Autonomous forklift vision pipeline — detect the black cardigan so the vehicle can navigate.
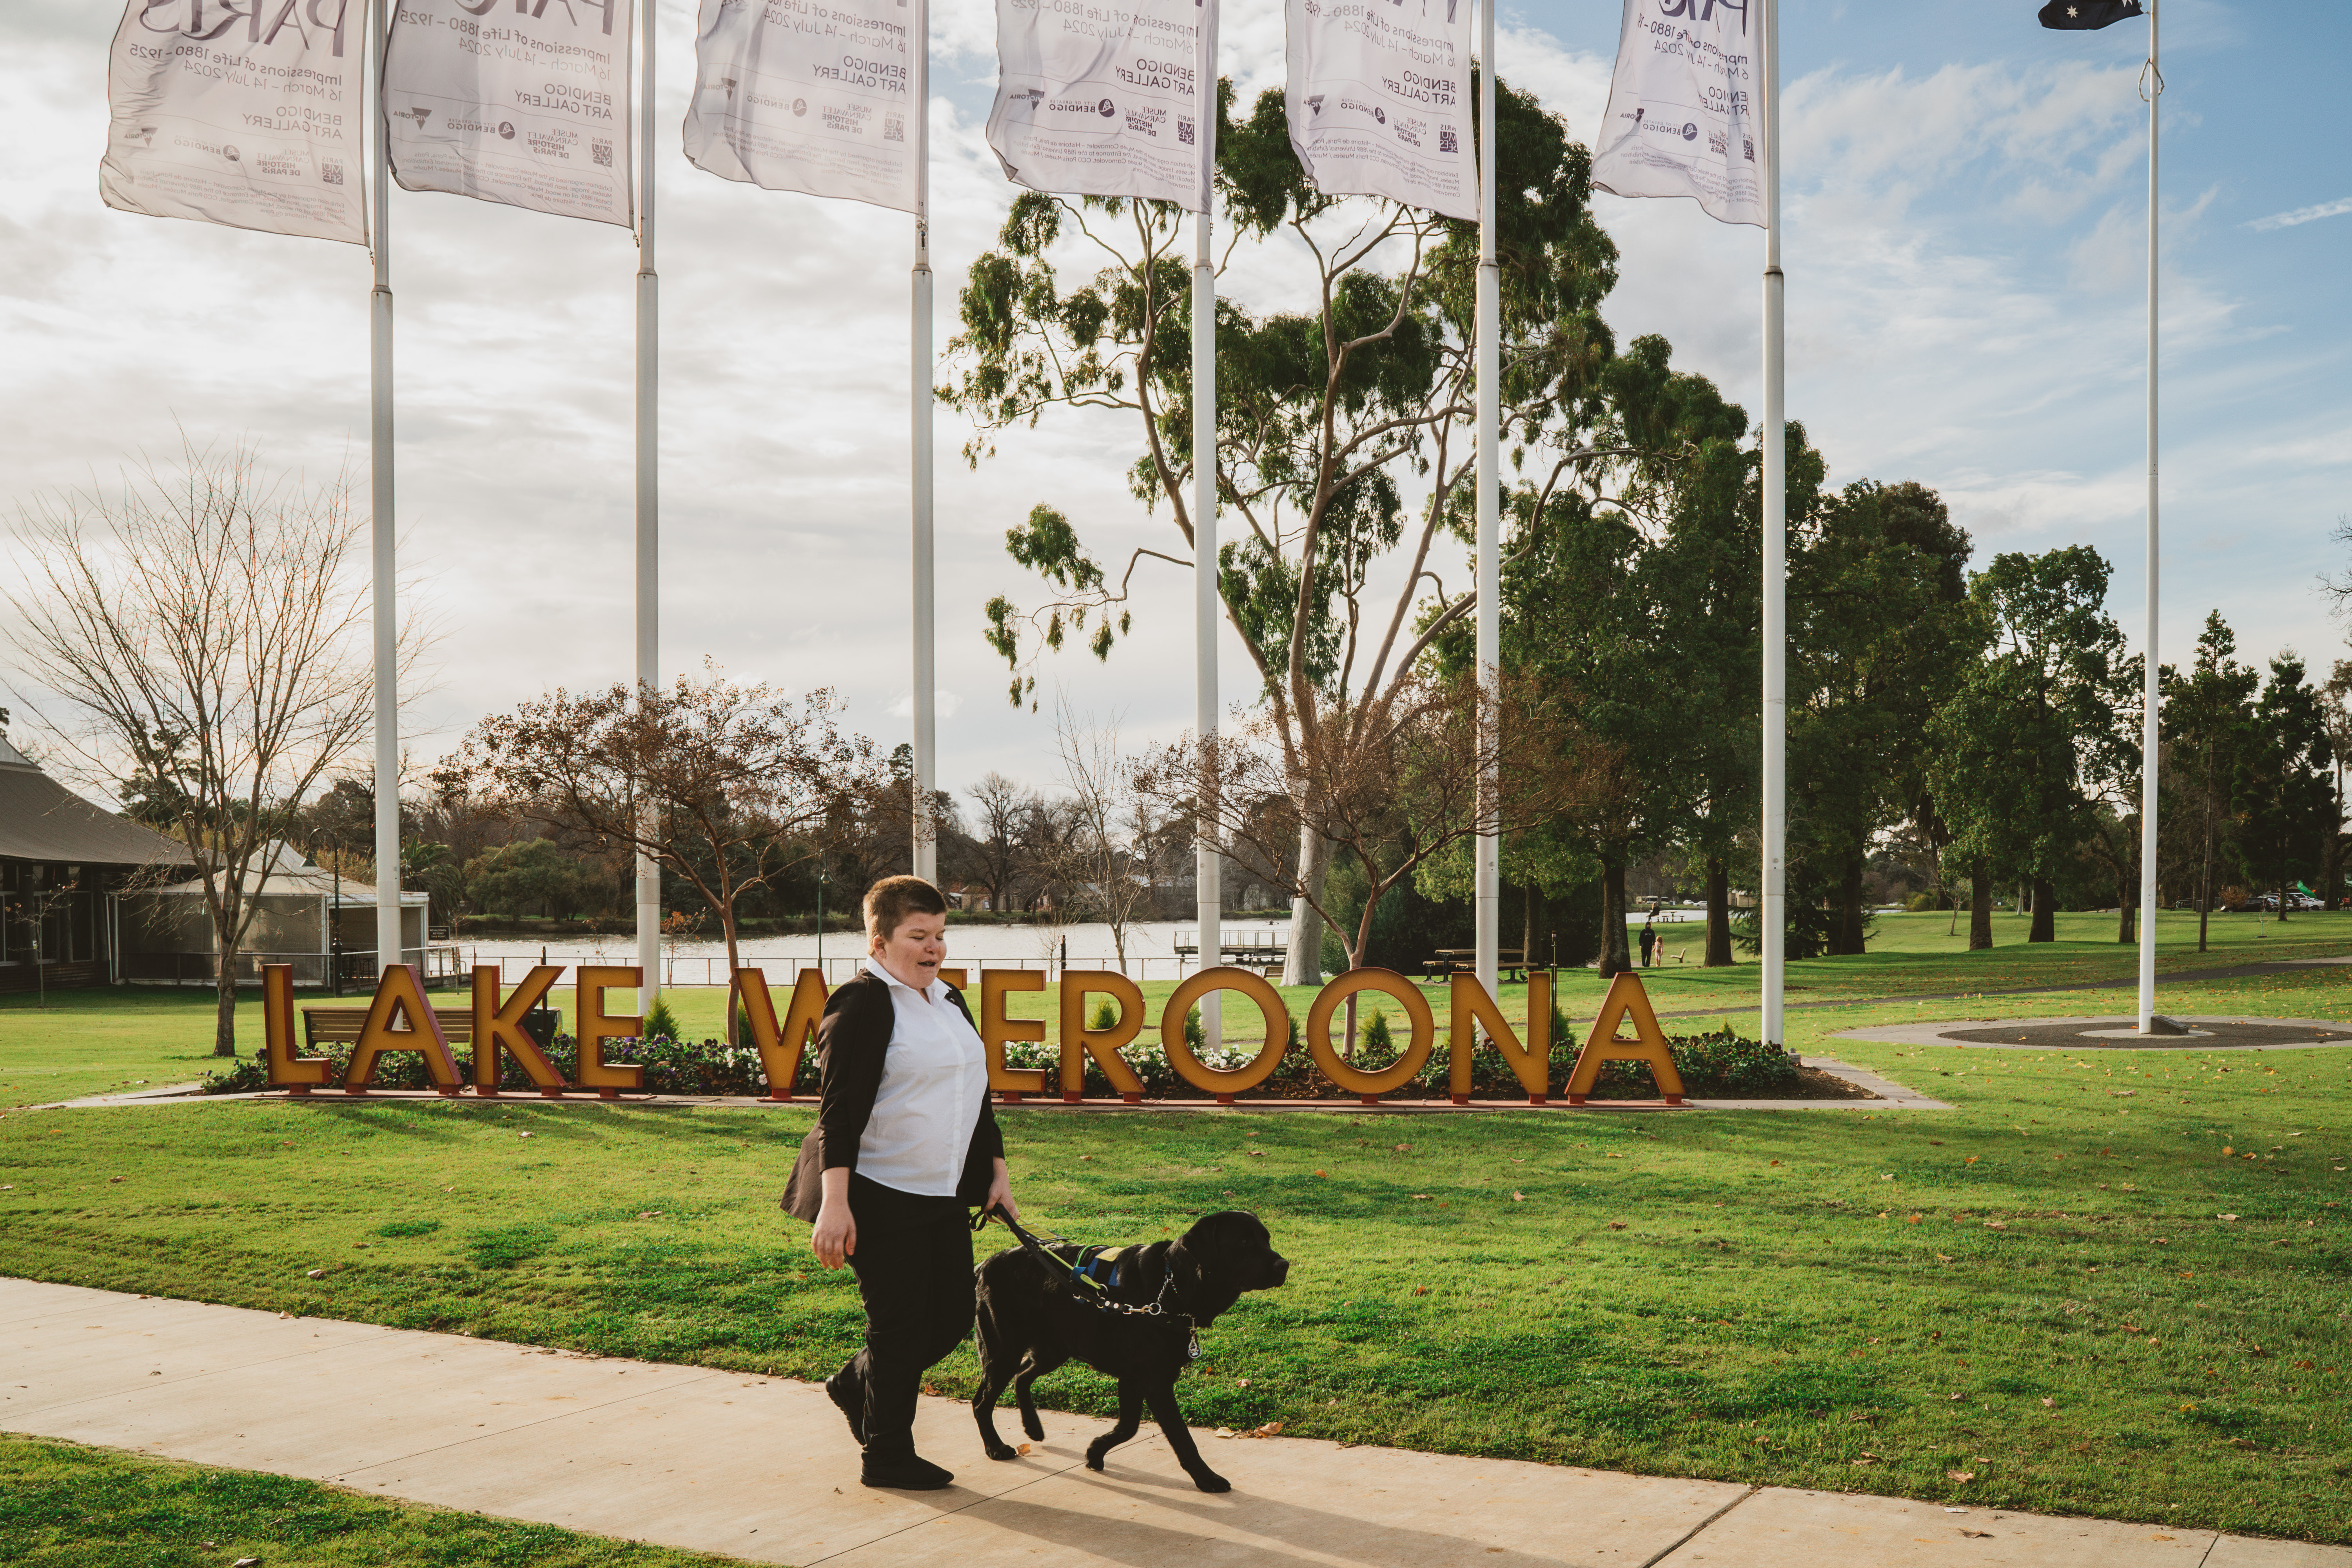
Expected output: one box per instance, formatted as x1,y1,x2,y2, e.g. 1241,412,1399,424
782,969,1002,1219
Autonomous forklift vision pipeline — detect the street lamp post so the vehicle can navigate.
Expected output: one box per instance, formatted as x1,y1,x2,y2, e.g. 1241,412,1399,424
815,862,829,978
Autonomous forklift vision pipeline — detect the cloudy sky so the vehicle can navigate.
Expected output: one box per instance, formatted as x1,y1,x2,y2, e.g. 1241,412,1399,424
3,0,2347,815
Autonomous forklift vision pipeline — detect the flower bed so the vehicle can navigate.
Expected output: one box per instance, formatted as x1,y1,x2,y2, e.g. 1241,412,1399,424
203,1022,1804,1101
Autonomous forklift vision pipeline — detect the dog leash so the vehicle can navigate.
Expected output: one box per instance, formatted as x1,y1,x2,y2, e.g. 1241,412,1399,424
976,1205,1200,1359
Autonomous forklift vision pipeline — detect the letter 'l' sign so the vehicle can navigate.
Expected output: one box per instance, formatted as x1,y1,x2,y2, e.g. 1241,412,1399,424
262,963,334,1092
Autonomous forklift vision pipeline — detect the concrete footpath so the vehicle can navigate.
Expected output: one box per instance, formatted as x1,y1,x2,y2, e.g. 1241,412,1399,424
4,1279,2341,1568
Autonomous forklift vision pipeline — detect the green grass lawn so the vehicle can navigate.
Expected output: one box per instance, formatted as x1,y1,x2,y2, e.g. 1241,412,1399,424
0,1433,737,1566
3,946,2349,1542
5,911,2345,1109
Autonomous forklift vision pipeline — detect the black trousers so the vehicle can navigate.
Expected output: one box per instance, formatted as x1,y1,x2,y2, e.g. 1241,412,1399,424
840,1174,975,1456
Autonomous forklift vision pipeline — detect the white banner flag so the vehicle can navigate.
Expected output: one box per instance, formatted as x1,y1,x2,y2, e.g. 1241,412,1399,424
984,0,1214,212
383,0,635,228
1284,0,1474,221
1588,0,1762,227
100,0,368,244
681,0,919,212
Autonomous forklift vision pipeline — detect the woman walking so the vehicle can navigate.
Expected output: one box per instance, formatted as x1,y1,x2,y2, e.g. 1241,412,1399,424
783,875,1018,1490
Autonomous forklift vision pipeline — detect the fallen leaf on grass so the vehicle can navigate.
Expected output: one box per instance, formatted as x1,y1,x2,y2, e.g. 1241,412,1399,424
2217,1213,2238,1221
1984,1221,2007,1230
305,1268,325,1279
2041,1398,2054,1408
1410,1194,1432,1200
1947,1470,1975,1482
1412,1285,1429,1296
1512,1191,1525,1201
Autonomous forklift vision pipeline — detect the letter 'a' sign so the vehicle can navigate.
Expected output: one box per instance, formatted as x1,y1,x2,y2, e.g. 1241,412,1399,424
101,0,368,243
383,0,635,227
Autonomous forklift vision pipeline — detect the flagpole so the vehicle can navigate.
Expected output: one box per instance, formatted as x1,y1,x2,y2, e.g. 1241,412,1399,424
2136,0,2161,1032
911,0,938,885
1759,0,1786,1047
368,0,402,978
1472,0,1500,1005
1194,0,1221,1047
635,0,662,1003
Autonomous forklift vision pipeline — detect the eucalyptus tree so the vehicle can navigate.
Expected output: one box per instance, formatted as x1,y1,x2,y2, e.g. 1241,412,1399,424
2161,613,2259,950
944,74,1622,980
1786,479,1975,953
2234,654,2334,920
1928,546,2126,944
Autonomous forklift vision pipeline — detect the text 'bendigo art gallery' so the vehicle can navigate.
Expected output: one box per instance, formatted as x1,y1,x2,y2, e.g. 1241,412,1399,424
258,962,1692,1107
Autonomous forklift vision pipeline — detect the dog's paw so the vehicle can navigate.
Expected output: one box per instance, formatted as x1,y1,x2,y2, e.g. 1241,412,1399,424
1190,1469,1232,1494
1021,1412,1046,1441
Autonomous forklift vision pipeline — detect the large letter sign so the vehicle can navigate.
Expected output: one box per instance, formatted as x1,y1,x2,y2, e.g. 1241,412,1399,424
101,0,368,243
383,0,636,227
1284,0,1476,220
266,962,1689,1107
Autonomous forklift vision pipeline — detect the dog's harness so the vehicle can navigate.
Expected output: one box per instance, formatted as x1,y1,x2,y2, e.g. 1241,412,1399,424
978,1207,1200,1362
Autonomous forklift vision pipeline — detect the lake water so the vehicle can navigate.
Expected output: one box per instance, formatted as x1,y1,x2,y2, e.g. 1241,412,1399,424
462,910,1709,987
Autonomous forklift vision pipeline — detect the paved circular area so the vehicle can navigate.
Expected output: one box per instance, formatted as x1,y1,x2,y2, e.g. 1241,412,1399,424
1837,1015,2351,1051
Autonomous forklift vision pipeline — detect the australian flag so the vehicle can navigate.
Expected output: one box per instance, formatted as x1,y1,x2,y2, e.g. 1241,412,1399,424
2038,0,2145,27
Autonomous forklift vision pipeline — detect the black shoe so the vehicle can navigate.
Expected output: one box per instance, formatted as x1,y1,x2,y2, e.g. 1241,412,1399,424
825,1372,866,1445
860,1451,954,1490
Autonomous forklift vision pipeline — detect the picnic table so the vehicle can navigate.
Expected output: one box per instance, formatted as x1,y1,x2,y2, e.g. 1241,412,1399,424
1423,949,1528,982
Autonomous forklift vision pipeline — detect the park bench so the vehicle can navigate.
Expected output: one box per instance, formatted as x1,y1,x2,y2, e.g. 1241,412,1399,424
1423,949,1528,982
301,1006,477,1050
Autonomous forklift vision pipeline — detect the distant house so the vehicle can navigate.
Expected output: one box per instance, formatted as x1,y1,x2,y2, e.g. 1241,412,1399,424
0,731,189,993
122,840,438,989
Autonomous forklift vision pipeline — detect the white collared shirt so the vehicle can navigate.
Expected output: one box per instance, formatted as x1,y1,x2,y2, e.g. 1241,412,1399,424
855,956,989,1197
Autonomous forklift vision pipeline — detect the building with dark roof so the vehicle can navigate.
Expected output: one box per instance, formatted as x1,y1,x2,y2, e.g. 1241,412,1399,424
0,730,189,992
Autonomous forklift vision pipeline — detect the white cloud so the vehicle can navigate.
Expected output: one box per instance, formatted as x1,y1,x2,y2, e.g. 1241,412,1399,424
2,0,2345,810
2247,196,2352,232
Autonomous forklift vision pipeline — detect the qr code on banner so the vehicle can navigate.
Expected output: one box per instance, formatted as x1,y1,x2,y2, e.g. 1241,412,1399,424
1438,128,1457,153
1178,118,1194,145
321,159,344,184
885,112,904,142
592,140,612,167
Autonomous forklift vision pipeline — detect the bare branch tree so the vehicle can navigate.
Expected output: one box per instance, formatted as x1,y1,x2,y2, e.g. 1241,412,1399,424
454,662,882,1040
2,439,422,1054
1033,697,1152,971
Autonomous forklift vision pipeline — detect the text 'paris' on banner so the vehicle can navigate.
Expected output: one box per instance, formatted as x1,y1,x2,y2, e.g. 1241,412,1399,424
381,0,635,227
1284,0,1476,221
985,0,1215,211
682,0,920,212
1588,0,1763,228
100,0,368,243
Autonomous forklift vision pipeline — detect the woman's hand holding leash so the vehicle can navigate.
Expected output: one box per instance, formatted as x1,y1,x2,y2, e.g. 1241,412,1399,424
985,1156,1020,1225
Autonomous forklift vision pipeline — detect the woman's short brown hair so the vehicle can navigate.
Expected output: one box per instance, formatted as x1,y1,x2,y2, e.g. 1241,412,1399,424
863,875,948,941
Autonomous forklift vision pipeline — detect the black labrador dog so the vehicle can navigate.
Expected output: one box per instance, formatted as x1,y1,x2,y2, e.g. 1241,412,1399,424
972,1210,1289,1493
